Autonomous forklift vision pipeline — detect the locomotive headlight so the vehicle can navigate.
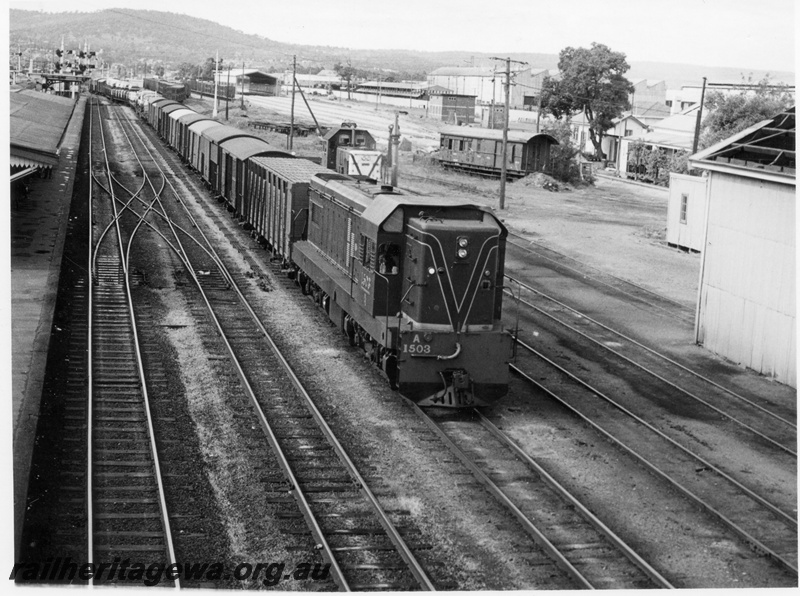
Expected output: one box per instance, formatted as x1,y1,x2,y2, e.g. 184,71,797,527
484,269,492,277
457,248,469,259
457,237,469,248
428,267,436,275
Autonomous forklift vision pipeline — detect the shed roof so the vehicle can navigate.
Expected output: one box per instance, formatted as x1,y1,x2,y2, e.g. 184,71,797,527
690,107,795,184
250,156,329,183
440,125,558,144
10,90,76,165
429,66,497,77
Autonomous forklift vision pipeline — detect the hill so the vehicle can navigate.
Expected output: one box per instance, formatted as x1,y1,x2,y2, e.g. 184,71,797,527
10,8,794,88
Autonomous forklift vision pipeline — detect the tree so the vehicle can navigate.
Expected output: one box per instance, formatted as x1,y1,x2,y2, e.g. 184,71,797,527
333,60,357,99
699,74,794,149
541,42,633,160
199,56,220,81
542,120,585,184
176,61,201,80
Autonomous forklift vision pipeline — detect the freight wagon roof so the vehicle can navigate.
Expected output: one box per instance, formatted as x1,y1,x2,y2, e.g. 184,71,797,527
188,120,223,134
151,98,177,108
250,156,329,183
168,108,195,121
161,104,187,115
202,125,252,142
220,136,286,160
178,113,212,126
440,126,558,144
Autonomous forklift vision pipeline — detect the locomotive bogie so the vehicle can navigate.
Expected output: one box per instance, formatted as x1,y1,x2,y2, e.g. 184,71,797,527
397,329,511,406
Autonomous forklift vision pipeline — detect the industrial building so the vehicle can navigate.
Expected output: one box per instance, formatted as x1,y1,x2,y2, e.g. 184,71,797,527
427,66,548,108
689,107,796,387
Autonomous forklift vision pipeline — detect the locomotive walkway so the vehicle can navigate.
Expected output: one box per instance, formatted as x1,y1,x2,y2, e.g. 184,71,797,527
11,94,87,558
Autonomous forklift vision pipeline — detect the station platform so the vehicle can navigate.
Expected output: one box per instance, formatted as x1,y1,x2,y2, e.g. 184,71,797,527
11,95,87,557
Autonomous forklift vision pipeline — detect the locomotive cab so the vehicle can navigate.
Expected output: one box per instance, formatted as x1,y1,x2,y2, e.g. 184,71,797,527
396,207,511,406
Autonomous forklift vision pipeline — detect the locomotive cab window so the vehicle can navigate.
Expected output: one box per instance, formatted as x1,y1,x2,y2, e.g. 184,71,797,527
355,136,366,146
377,243,400,275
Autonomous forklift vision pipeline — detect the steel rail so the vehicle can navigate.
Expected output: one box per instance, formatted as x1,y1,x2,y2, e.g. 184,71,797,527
510,361,798,576
125,109,435,590
515,336,796,527
505,232,692,316
506,273,796,431
86,97,96,583
475,411,674,589
89,99,181,587
407,402,594,589
112,109,353,590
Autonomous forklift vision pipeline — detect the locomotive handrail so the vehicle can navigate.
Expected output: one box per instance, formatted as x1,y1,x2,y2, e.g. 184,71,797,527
409,342,462,361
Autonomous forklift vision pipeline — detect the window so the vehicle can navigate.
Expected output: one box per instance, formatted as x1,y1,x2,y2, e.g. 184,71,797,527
355,135,366,146
339,134,351,145
680,194,688,224
665,100,673,107
310,201,319,225
624,129,633,137
377,242,400,275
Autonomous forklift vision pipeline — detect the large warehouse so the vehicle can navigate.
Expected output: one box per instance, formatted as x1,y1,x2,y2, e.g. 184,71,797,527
689,107,795,387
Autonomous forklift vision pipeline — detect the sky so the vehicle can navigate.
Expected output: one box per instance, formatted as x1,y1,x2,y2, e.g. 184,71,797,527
7,0,797,72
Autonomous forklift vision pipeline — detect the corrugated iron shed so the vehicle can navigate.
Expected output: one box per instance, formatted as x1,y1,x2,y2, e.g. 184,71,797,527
690,107,795,183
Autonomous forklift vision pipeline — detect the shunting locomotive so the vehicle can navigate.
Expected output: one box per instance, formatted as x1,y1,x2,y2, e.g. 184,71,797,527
292,174,511,406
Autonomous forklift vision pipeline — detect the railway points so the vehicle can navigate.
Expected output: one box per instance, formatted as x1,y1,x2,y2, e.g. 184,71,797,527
12,85,796,590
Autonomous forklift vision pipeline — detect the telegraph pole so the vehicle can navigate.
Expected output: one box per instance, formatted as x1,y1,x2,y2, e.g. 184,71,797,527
391,112,401,186
212,50,219,118
225,64,231,120
692,77,708,155
241,60,245,109
491,56,527,210
288,55,296,151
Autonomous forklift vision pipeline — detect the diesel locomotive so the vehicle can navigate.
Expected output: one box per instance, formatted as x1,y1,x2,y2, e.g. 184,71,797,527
95,84,512,406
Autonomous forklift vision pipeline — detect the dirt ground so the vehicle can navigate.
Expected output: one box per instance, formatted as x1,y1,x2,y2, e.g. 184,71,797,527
188,94,699,309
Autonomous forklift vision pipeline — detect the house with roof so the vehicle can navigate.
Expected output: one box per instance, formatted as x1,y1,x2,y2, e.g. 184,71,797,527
619,104,699,178
688,107,795,386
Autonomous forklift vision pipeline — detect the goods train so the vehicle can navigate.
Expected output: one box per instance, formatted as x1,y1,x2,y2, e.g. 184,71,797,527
91,82,512,407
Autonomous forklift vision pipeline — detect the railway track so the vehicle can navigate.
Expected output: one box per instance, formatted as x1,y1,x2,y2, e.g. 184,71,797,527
408,404,674,589
504,274,796,455
113,103,439,590
87,98,179,585
508,344,798,575
505,232,696,325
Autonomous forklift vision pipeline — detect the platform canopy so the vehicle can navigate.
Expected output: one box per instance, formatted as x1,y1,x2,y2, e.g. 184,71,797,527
10,89,76,171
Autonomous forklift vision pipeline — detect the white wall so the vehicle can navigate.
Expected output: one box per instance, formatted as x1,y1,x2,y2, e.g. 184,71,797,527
696,172,796,386
666,173,708,251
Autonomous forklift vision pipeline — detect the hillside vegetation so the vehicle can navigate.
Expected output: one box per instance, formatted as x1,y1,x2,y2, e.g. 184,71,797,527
10,8,794,87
